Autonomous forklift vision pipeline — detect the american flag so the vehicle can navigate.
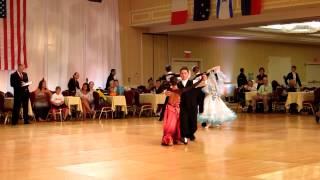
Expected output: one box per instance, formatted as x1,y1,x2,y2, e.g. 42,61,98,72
0,0,27,70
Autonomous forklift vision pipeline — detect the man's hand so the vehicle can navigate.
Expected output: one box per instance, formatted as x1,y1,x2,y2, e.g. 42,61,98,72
165,91,172,96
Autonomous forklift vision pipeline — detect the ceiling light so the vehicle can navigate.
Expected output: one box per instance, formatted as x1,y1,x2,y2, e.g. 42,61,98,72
260,21,320,34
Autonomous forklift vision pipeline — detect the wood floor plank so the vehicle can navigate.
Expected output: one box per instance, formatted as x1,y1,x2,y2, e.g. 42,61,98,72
1,114,320,179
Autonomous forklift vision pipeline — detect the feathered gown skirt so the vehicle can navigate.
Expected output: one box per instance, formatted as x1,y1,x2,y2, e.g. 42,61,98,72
198,95,236,125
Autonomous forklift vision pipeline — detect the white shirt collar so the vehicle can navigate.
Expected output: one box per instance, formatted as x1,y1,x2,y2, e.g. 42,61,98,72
181,79,188,87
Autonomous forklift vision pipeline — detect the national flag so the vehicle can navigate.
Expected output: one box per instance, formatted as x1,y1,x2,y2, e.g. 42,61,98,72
251,0,262,15
241,0,262,16
0,0,27,71
193,0,211,21
171,0,188,25
216,0,233,19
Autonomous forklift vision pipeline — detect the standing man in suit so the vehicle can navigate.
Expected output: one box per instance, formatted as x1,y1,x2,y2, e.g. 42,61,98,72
285,65,302,88
159,65,179,121
192,66,205,114
10,64,30,125
67,72,80,96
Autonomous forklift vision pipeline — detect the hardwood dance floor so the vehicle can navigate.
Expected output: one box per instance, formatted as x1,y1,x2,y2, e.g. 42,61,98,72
1,114,320,180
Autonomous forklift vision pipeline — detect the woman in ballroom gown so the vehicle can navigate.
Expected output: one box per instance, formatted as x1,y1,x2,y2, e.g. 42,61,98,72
198,67,237,128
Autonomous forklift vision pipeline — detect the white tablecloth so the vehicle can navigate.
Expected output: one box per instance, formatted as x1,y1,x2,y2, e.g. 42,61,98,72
106,96,127,114
285,92,314,111
4,98,34,116
64,96,83,115
139,93,166,113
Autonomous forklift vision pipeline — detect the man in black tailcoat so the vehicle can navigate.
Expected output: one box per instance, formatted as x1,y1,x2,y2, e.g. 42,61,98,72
178,66,205,144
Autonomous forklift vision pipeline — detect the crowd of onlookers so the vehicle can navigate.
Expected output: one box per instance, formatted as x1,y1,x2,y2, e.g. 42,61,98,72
236,65,320,122
1,65,319,123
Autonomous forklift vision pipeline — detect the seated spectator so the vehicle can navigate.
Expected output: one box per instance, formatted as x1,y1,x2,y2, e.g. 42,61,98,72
33,79,52,121
155,80,164,94
77,83,93,117
114,80,124,95
256,67,267,90
147,78,155,92
68,72,80,96
106,69,116,90
108,80,117,96
88,81,95,103
137,85,148,93
252,77,272,112
244,80,257,92
271,80,281,92
50,86,68,120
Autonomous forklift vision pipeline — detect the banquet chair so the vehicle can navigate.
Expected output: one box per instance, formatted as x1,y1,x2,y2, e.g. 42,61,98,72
133,90,153,117
272,87,287,113
124,90,136,116
46,108,63,122
0,91,8,123
91,91,113,120
301,89,317,115
2,93,13,124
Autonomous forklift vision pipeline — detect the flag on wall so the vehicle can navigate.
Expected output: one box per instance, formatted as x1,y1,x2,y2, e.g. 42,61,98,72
193,0,211,21
0,0,27,71
241,0,262,16
171,0,189,25
216,0,233,19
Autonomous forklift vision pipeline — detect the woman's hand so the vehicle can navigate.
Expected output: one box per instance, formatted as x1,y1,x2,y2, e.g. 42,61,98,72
201,74,207,81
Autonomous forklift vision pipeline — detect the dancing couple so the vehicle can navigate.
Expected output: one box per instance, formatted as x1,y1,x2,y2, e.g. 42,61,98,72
161,66,237,146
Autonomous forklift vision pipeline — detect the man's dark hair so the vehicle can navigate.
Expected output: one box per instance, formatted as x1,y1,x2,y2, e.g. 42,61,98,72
56,86,61,91
292,65,297,69
165,65,172,72
240,68,244,73
180,66,189,72
192,66,199,72
259,67,265,72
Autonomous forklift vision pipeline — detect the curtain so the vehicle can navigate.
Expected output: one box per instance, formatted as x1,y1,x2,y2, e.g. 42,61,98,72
0,0,121,92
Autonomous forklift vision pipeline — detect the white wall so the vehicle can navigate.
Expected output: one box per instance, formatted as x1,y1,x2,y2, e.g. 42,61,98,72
0,0,121,92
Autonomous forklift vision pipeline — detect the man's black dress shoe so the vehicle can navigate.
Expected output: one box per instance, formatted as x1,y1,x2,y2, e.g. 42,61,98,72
181,137,188,145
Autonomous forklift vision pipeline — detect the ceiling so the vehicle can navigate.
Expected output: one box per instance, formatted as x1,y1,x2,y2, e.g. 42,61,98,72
167,21,320,45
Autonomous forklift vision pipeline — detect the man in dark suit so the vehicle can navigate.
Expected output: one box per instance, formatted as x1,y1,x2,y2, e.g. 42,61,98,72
178,67,204,144
158,65,180,121
10,64,30,125
67,72,80,96
285,65,302,88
